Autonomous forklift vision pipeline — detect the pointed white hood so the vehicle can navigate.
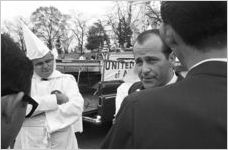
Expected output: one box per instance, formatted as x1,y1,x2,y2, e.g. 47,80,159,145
20,21,50,60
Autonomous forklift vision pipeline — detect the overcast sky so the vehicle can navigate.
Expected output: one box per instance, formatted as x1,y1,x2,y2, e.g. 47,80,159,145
1,1,115,25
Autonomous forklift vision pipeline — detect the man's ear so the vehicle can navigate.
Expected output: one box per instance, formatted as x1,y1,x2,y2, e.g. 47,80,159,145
160,23,178,50
1,92,24,124
169,51,176,62
168,51,176,68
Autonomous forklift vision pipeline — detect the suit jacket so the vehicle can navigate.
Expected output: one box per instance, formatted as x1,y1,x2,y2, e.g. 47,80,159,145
101,61,227,149
115,73,183,118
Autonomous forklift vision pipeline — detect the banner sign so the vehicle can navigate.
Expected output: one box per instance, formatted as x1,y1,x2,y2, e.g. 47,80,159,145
103,59,135,81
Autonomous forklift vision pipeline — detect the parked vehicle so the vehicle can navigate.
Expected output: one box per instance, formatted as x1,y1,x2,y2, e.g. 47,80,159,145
56,52,187,125
56,52,135,125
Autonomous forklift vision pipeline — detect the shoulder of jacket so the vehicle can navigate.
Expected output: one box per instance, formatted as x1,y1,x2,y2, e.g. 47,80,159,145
128,81,143,94
124,80,190,113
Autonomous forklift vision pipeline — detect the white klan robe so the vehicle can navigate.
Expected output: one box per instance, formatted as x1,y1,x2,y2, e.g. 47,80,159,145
15,69,84,149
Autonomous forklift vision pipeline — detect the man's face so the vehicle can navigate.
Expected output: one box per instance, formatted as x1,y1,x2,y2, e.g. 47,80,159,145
33,52,54,79
134,34,173,89
1,93,27,148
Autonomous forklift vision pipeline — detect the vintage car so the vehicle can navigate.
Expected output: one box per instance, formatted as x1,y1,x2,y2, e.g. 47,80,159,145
56,52,135,125
56,52,187,125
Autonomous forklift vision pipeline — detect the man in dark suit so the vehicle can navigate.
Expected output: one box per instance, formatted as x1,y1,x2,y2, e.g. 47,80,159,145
115,29,183,115
101,1,227,149
115,29,184,115
128,29,184,94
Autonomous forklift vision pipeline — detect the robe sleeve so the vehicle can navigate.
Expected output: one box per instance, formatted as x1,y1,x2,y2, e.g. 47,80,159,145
101,95,135,148
45,75,84,133
30,94,58,116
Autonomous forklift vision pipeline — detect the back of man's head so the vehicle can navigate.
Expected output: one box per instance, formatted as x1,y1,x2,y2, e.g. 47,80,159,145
161,1,227,51
135,29,172,59
1,33,33,95
1,33,34,149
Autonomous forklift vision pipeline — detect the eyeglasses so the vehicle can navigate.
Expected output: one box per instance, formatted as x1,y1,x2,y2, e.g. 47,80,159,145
1,89,38,118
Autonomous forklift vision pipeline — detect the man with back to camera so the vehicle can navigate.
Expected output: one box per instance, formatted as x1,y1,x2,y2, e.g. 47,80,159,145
14,22,84,149
1,33,38,149
101,1,227,148
115,29,183,115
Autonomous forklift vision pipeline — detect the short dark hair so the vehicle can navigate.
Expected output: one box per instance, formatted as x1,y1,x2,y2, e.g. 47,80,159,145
135,29,172,59
1,33,33,95
161,1,227,50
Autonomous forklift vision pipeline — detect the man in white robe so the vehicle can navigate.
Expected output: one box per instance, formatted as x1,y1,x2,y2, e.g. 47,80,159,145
15,21,84,149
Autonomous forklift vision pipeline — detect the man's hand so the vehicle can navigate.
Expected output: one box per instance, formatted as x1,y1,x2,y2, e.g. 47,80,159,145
55,93,69,105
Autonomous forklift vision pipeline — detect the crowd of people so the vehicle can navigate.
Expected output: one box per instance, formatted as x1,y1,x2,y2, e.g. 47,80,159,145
1,1,227,149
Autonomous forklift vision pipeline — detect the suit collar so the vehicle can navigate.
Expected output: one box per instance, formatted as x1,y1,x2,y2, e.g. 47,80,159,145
166,72,178,86
186,61,227,78
189,58,227,71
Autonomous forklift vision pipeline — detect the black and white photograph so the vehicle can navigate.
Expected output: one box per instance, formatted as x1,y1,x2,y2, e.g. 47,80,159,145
1,1,227,149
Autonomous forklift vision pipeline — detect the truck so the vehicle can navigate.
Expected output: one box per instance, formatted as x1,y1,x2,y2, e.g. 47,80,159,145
56,52,187,125
56,52,135,125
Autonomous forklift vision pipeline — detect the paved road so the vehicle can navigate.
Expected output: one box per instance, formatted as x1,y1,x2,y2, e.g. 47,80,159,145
76,122,112,149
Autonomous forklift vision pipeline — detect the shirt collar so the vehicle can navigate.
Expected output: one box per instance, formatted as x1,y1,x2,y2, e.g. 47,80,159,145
189,58,227,72
165,71,177,86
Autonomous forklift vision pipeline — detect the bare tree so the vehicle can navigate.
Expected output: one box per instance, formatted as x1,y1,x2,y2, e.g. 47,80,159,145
86,20,110,53
145,1,161,28
30,6,70,50
62,34,74,54
70,11,88,54
105,1,133,48
1,18,28,52
55,32,74,58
